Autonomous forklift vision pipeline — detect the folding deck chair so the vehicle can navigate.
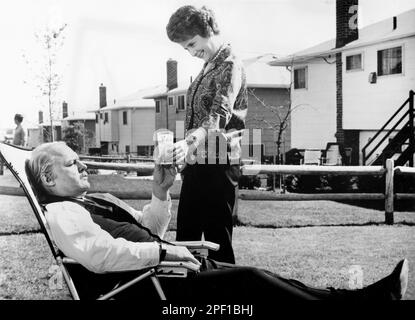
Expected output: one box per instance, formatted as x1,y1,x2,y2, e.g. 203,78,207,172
0,142,219,300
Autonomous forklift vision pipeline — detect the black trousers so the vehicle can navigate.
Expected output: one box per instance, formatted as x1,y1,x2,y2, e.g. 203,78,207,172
106,259,388,301
176,163,240,264
70,256,394,301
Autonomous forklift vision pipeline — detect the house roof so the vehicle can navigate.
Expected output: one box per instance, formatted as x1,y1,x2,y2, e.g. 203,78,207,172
243,56,290,88
143,81,190,99
143,57,290,100
94,85,165,112
269,8,415,66
63,112,96,121
39,121,62,127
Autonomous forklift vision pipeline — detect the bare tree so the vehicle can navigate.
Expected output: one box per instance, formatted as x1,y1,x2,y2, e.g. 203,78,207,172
23,23,68,142
247,58,311,165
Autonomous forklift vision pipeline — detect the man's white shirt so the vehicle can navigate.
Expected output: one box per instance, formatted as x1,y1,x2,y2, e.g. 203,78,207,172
45,193,171,273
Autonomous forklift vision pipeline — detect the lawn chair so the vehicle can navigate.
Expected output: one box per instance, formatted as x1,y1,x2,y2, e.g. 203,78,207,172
0,142,219,300
321,143,342,166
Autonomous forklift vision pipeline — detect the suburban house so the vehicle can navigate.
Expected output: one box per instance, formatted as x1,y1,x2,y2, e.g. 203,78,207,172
62,113,97,154
26,125,42,149
26,103,96,151
94,84,162,156
144,58,291,163
28,110,62,147
269,0,415,166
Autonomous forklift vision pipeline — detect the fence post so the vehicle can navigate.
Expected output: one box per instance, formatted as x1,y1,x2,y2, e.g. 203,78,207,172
385,158,394,225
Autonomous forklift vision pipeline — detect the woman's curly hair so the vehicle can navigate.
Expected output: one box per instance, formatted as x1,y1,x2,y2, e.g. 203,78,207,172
166,5,220,42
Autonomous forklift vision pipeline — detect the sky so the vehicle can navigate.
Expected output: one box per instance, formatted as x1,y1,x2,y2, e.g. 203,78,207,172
0,0,414,130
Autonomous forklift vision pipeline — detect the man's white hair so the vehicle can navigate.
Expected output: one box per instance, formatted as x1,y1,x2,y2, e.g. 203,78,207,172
28,141,68,189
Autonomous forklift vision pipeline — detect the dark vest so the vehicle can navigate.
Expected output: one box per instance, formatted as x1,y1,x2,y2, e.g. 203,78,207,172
43,193,172,245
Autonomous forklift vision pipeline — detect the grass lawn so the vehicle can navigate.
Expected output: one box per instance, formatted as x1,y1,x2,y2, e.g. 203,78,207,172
1,226,414,300
0,170,414,300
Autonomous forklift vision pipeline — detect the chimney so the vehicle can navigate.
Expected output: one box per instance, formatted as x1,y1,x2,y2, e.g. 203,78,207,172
335,0,358,147
167,59,178,91
38,111,43,124
62,101,68,119
336,0,359,48
99,83,107,108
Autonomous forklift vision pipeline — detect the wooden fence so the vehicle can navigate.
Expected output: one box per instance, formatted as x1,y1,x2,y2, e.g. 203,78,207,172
79,155,153,163
1,158,414,225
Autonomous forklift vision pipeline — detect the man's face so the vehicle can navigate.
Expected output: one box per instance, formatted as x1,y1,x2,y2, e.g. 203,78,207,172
179,35,215,62
48,145,90,197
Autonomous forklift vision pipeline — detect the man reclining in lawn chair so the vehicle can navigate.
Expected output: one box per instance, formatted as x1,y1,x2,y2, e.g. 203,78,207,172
27,141,409,300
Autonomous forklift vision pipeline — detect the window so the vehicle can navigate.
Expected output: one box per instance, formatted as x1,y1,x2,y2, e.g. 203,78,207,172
100,113,103,119
155,100,161,113
95,114,98,123
123,111,128,125
168,97,174,106
378,46,402,76
177,95,185,111
137,145,154,156
104,113,108,123
125,145,130,154
294,67,307,89
346,54,362,71
248,144,264,159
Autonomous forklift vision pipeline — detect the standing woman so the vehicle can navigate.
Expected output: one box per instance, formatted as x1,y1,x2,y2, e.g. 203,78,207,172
166,5,248,263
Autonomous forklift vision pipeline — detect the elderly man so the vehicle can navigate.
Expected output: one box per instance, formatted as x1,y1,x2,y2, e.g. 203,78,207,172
28,142,409,300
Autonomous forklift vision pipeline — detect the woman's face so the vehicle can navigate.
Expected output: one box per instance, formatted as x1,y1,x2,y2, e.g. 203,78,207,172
179,35,216,62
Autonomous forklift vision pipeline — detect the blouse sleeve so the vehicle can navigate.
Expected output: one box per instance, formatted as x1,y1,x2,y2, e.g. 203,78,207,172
208,60,243,129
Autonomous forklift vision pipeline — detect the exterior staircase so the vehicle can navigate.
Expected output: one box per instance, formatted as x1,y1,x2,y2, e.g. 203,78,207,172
362,90,415,167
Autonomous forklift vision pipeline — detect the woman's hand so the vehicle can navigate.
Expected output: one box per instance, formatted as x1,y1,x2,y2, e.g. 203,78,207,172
172,139,191,164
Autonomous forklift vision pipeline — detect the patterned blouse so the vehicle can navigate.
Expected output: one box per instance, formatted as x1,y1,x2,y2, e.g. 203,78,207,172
185,44,248,162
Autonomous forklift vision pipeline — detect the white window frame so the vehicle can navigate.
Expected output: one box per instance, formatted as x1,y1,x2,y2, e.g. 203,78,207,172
177,95,186,111
122,111,128,125
345,52,364,72
168,96,174,107
293,66,308,90
377,43,405,78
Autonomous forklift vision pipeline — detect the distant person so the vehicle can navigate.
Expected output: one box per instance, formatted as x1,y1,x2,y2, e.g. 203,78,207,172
13,114,25,146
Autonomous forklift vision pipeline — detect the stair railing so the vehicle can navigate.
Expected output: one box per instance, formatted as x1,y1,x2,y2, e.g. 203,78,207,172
362,90,414,165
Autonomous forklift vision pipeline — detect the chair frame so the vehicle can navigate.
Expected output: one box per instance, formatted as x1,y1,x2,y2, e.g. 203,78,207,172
0,142,218,300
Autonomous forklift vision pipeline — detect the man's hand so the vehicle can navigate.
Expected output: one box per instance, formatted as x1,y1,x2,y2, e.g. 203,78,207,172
152,164,177,201
164,245,200,265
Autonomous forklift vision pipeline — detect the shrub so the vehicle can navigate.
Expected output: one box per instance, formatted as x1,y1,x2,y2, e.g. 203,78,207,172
284,175,322,193
238,175,261,190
